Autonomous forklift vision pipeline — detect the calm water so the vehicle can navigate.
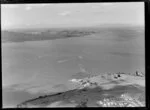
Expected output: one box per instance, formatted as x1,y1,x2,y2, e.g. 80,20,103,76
2,32,144,107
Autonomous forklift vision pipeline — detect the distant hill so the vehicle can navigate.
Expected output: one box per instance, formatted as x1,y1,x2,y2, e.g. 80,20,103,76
2,25,144,43
1,29,95,43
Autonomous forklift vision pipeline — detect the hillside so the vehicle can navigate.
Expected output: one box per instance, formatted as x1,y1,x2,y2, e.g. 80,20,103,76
17,72,145,107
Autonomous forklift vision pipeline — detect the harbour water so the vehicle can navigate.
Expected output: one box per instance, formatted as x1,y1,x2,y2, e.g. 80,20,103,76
2,28,144,107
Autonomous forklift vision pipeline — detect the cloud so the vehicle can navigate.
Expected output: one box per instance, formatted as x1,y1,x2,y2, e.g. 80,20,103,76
59,11,71,16
2,4,19,9
25,4,50,10
26,4,50,7
25,6,32,10
2,4,50,10
90,3,114,10
40,4,51,7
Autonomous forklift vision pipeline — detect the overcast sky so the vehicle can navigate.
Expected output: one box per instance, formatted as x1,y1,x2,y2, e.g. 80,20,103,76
1,2,144,29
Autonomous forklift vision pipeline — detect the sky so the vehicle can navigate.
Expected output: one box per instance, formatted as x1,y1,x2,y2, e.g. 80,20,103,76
1,2,144,30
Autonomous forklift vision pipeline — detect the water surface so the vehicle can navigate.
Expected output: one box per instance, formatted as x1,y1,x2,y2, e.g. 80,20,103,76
2,29,144,107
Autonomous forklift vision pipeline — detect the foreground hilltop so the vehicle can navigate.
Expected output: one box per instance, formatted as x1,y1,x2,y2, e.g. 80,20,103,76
17,72,145,107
